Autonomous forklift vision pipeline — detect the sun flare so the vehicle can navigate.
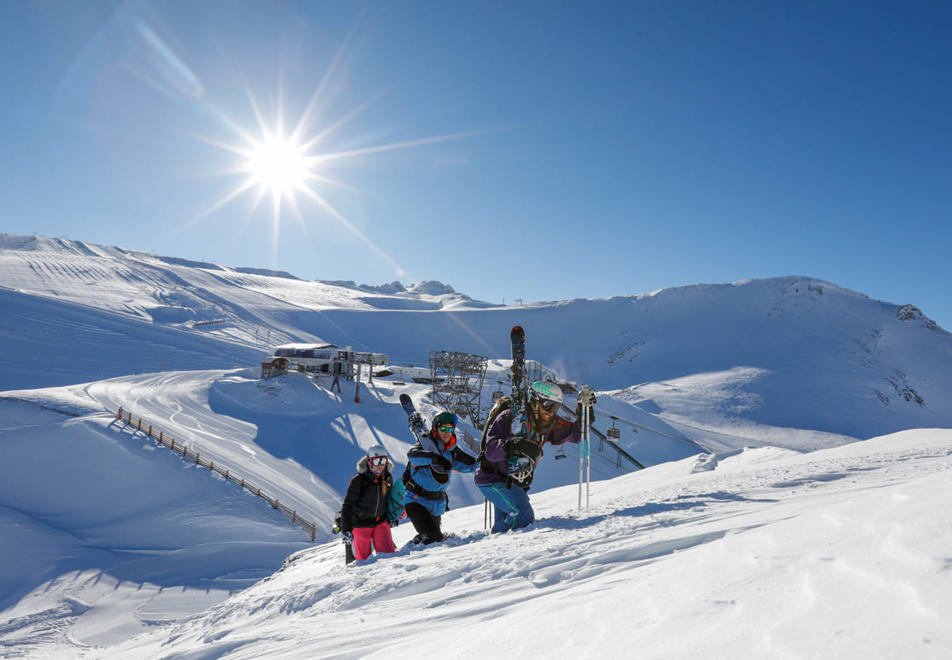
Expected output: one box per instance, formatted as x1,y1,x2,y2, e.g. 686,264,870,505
187,55,485,281
243,134,311,198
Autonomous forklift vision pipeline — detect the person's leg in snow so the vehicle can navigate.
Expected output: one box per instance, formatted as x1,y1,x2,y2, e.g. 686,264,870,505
370,520,396,553
478,483,534,533
405,502,444,544
351,527,374,560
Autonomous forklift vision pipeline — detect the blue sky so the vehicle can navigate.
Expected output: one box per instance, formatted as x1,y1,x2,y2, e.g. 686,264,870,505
2,1,951,329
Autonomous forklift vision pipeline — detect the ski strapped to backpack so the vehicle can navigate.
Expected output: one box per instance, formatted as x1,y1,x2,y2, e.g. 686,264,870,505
509,325,528,440
476,326,544,488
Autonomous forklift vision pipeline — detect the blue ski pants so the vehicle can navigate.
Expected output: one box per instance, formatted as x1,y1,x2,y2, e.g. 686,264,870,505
478,482,534,533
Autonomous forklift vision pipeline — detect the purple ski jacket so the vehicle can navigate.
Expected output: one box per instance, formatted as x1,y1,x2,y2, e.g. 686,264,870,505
474,409,582,487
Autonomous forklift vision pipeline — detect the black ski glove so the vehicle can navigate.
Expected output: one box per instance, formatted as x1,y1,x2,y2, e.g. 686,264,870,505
430,454,452,473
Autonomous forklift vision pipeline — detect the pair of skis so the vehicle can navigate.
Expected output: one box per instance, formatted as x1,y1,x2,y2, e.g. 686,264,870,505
399,393,426,443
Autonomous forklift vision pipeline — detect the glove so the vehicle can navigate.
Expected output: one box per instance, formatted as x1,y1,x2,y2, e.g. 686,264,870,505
577,386,596,409
507,456,533,481
430,454,452,474
341,531,353,545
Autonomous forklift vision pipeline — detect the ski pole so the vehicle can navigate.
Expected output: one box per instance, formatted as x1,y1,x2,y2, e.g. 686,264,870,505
585,404,591,510
578,405,585,512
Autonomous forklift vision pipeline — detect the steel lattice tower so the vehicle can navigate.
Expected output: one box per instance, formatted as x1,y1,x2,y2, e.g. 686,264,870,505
429,351,488,426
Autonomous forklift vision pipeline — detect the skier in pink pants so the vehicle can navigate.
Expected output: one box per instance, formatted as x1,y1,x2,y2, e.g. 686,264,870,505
339,445,397,561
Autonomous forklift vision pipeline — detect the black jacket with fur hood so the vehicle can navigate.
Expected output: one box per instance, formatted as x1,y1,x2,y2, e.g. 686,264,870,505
340,455,394,531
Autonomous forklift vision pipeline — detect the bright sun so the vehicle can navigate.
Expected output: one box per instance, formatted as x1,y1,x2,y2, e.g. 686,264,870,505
188,67,482,280
244,134,311,198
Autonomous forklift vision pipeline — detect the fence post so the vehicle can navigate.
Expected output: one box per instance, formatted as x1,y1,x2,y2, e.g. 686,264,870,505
114,411,317,542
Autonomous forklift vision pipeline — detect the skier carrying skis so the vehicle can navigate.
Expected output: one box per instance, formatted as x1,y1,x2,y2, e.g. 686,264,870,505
339,445,399,561
403,411,477,544
475,381,596,533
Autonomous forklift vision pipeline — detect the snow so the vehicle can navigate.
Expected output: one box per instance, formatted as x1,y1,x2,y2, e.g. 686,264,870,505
1,234,951,658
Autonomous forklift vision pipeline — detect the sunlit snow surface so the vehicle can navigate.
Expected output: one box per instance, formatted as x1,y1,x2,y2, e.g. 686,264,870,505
2,235,951,658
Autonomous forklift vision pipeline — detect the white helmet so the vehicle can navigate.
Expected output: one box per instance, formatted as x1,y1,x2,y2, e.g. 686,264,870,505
365,445,390,470
529,381,563,406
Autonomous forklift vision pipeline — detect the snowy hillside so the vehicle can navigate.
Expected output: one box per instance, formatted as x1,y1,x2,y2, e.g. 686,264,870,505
2,233,951,657
4,395,951,658
99,429,952,659
3,233,951,441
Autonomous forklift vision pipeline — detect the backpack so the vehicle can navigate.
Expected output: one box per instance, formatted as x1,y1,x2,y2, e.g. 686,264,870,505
477,396,512,468
478,395,545,484
387,475,406,524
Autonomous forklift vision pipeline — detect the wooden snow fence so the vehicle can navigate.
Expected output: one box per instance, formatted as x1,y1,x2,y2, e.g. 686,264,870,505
116,408,316,542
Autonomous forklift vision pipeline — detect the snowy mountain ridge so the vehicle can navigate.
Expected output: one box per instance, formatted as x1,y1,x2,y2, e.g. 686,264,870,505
3,233,952,440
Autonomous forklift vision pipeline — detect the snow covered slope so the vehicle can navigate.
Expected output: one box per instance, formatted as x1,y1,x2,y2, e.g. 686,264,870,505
5,423,950,659
2,233,951,657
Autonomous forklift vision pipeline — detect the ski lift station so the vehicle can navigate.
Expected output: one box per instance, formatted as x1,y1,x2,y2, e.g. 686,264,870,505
262,343,387,378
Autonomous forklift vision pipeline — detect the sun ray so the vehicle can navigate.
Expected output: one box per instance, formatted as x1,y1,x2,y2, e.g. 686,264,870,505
314,129,493,164
174,177,261,237
300,87,391,153
305,171,362,195
225,191,268,253
298,186,412,279
240,70,271,140
289,10,365,144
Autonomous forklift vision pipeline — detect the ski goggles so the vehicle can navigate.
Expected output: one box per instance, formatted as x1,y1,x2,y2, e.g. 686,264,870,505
369,456,388,467
437,425,456,433
534,399,561,414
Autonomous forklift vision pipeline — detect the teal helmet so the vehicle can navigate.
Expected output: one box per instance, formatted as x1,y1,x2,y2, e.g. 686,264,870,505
431,411,458,431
